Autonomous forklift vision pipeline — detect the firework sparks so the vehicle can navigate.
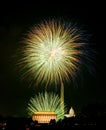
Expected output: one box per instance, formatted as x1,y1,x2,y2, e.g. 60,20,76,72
27,91,66,120
18,20,92,87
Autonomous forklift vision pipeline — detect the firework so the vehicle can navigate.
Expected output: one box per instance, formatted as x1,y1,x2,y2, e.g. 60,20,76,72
18,19,95,116
27,91,66,121
18,20,94,87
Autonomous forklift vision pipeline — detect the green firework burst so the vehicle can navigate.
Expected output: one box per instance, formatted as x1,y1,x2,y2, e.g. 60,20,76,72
27,91,67,120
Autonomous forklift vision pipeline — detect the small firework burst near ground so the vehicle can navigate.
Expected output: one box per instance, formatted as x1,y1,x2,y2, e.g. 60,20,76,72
27,91,66,120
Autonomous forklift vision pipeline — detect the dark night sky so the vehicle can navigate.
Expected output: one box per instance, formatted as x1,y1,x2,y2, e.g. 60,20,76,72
0,1,105,117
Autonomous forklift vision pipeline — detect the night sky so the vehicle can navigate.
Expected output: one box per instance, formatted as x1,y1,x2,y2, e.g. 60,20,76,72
0,1,105,117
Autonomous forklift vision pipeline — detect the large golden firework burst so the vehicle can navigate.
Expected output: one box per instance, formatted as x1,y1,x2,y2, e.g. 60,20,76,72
18,20,89,87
